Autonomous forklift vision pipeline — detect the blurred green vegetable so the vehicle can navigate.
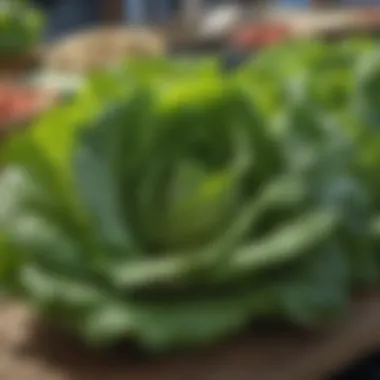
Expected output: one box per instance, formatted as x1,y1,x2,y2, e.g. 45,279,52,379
0,0,44,56
0,56,377,352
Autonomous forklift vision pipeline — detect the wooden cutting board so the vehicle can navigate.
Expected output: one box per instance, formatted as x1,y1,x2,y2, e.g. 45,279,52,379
1,293,380,380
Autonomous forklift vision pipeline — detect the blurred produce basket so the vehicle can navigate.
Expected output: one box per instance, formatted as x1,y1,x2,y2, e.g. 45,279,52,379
0,0,45,76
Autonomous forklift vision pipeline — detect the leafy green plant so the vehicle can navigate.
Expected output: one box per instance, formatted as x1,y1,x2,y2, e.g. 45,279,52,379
0,58,375,351
242,39,380,283
0,0,44,56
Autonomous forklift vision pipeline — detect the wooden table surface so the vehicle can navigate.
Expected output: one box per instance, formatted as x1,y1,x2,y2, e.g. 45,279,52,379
1,293,380,380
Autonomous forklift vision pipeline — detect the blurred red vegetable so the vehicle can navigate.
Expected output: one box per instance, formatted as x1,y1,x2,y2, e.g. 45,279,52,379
231,23,292,49
0,82,56,139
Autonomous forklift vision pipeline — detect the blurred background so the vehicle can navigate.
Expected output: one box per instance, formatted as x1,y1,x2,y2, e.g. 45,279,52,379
4,0,380,78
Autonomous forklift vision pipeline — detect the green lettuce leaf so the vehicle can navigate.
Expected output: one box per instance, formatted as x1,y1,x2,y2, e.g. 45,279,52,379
0,56,375,352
